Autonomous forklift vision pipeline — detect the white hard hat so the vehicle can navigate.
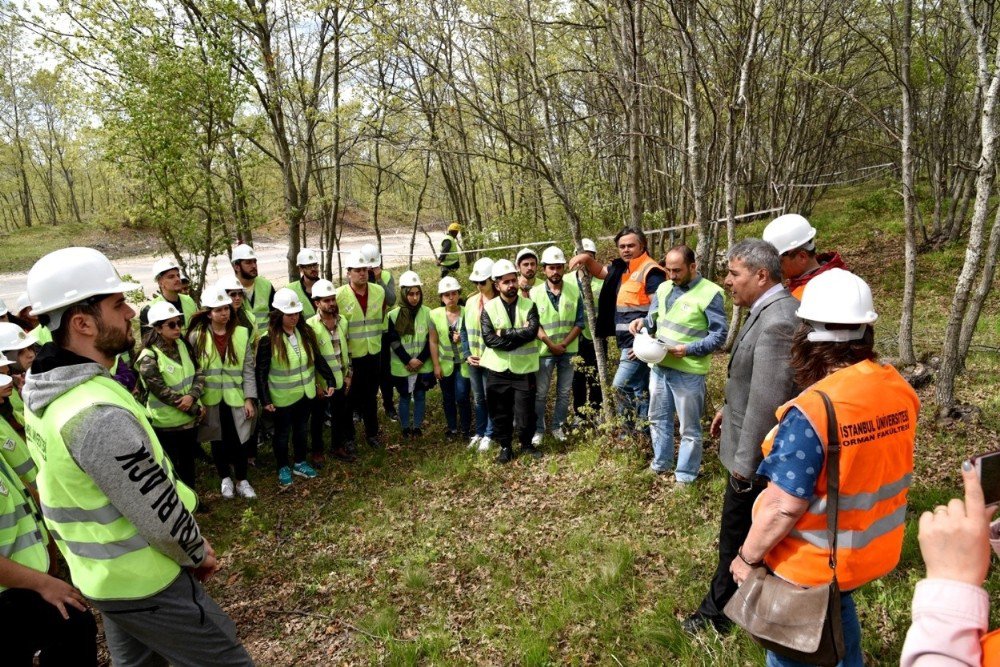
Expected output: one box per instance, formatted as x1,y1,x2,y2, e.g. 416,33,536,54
632,331,667,364
15,292,30,314
360,243,381,268
0,297,7,317
26,247,141,330
0,323,35,352
763,214,817,255
272,287,303,314
200,286,232,309
231,244,257,262
515,247,538,264
152,257,180,279
581,238,597,254
469,257,494,282
796,269,878,342
147,301,183,326
0,351,10,367
311,279,337,299
344,250,368,270
438,276,461,294
491,259,517,280
216,276,245,293
296,248,320,266
540,246,566,266
399,271,422,288
0,374,10,389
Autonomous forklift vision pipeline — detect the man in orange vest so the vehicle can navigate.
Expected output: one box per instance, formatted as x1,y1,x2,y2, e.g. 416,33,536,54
568,227,666,429
763,214,846,299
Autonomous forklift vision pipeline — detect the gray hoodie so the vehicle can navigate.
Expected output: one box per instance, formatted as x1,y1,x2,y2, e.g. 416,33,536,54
24,345,205,569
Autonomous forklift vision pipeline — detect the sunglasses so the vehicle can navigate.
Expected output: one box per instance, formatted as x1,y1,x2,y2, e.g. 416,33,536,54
160,320,181,330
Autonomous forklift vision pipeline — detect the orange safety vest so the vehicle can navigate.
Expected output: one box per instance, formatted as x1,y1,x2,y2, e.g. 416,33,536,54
615,253,661,311
790,284,806,300
984,630,1000,667
757,359,919,590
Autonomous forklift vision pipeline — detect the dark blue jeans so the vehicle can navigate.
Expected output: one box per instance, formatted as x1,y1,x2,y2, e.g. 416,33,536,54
440,368,472,435
765,591,863,667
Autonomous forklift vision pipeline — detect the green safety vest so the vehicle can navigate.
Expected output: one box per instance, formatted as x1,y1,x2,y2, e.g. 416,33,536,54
31,324,53,345
0,416,36,489
306,315,348,391
137,344,198,429
652,277,724,376
336,283,385,358
24,375,198,600
9,387,24,427
247,276,274,336
530,280,581,357
150,293,198,335
463,293,491,358
286,279,317,319
385,306,433,378
479,296,539,374
266,331,317,407
196,326,249,408
430,307,468,379
0,456,48,591
566,272,604,341
440,236,460,268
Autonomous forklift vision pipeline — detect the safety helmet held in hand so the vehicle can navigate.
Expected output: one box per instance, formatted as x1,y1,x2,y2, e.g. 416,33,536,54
438,277,461,294
468,257,494,282
399,271,423,288
311,279,337,299
763,214,817,255
796,269,877,343
540,246,566,266
231,244,257,262
272,288,304,314
147,301,183,326
152,257,180,280
632,331,667,364
0,322,36,351
515,247,538,265
26,247,141,330
296,248,320,266
200,287,232,310
491,259,518,280
359,243,381,268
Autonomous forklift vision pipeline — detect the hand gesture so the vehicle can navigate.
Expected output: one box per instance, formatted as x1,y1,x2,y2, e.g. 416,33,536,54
406,358,423,372
467,355,480,367
628,319,645,335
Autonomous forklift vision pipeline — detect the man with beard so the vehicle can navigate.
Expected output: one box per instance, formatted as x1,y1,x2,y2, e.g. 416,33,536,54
232,243,274,338
286,248,320,319
22,247,253,666
307,279,355,463
515,247,538,299
140,258,198,334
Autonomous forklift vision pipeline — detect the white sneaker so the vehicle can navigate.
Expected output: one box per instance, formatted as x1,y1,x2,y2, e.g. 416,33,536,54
220,477,235,499
531,433,543,446
236,480,257,499
477,436,492,452
552,428,567,442
468,435,481,450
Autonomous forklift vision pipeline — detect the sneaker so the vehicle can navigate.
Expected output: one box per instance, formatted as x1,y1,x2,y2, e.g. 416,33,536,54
278,466,293,487
521,445,543,459
401,427,412,437
641,467,668,478
220,477,235,499
386,408,399,422
478,436,492,452
413,427,423,437
552,428,567,442
468,435,481,450
496,446,514,464
293,461,318,479
446,429,459,439
236,480,257,499
531,433,543,446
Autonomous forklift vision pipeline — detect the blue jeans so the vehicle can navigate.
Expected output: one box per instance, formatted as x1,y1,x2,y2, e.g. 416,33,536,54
398,385,426,430
467,364,494,438
612,348,650,427
765,591,863,667
535,354,574,432
648,366,706,481
440,368,472,434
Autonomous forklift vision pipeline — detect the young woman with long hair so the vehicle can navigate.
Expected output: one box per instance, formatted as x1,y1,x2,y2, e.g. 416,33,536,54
430,276,471,439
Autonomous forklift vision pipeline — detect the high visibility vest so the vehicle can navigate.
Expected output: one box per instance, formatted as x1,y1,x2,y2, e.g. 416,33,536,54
982,630,1000,667
378,269,394,306
386,306,433,378
530,280,581,357
463,293,493,357
137,344,197,429
247,276,274,336
9,388,24,427
756,360,919,590
287,279,317,319
440,236,460,268
615,254,660,312
150,293,198,334
266,331,317,407
651,277,723,375
31,324,53,345
479,297,539,374
24,375,198,601
196,326,249,408
336,283,385,358
306,314,348,390
430,306,468,378
565,273,603,341
0,456,48,591
0,415,36,489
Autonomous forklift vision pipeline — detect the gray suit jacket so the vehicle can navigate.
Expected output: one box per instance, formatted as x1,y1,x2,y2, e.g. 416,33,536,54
719,288,800,479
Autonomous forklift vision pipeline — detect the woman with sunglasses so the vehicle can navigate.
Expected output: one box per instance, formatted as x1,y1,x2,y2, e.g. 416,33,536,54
462,258,497,451
136,301,206,491
430,276,471,439
187,287,258,500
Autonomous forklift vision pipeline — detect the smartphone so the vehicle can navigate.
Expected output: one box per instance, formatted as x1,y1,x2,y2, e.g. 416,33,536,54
973,451,1000,506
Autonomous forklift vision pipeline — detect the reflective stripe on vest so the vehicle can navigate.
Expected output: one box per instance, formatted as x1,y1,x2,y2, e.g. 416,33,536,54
756,360,919,590
530,280,580,357
197,326,249,407
0,457,48,590
249,276,274,334
430,306,466,379
306,315,347,390
387,306,433,378
463,293,492,357
267,332,317,407
138,345,197,428
479,297,539,374
653,277,723,375
336,283,385,358
0,416,37,488
24,375,198,600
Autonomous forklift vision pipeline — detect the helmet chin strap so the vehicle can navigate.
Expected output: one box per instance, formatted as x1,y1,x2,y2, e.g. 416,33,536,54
805,321,867,343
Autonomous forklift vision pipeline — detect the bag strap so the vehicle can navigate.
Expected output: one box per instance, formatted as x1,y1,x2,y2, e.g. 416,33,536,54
817,390,840,574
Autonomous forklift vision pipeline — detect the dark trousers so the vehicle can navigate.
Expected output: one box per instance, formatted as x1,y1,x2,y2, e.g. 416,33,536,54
485,369,536,450
440,368,472,435
572,336,604,415
155,426,198,490
378,336,395,413
272,398,310,469
0,587,98,666
211,406,247,481
696,473,767,620
310,388,354,454
351,353,381,439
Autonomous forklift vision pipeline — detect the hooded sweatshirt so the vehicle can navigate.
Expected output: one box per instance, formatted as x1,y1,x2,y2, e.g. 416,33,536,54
23,344,205,569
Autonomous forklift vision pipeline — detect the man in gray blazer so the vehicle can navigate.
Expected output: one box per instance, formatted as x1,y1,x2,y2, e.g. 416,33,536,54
684,238,800,635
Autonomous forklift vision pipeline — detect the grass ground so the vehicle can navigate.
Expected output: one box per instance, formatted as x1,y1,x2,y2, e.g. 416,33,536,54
189,183,1000,665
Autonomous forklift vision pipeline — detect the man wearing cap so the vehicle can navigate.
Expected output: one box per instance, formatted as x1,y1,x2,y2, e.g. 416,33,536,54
628,245,727,484
22,247,253,665
515,247,539,299
437,223,462,277
565,238,605,418
232,243,274,338
286,248,320,319
529,246,583,444
140,258,198,334
480,259,541,463
762,213,846,300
